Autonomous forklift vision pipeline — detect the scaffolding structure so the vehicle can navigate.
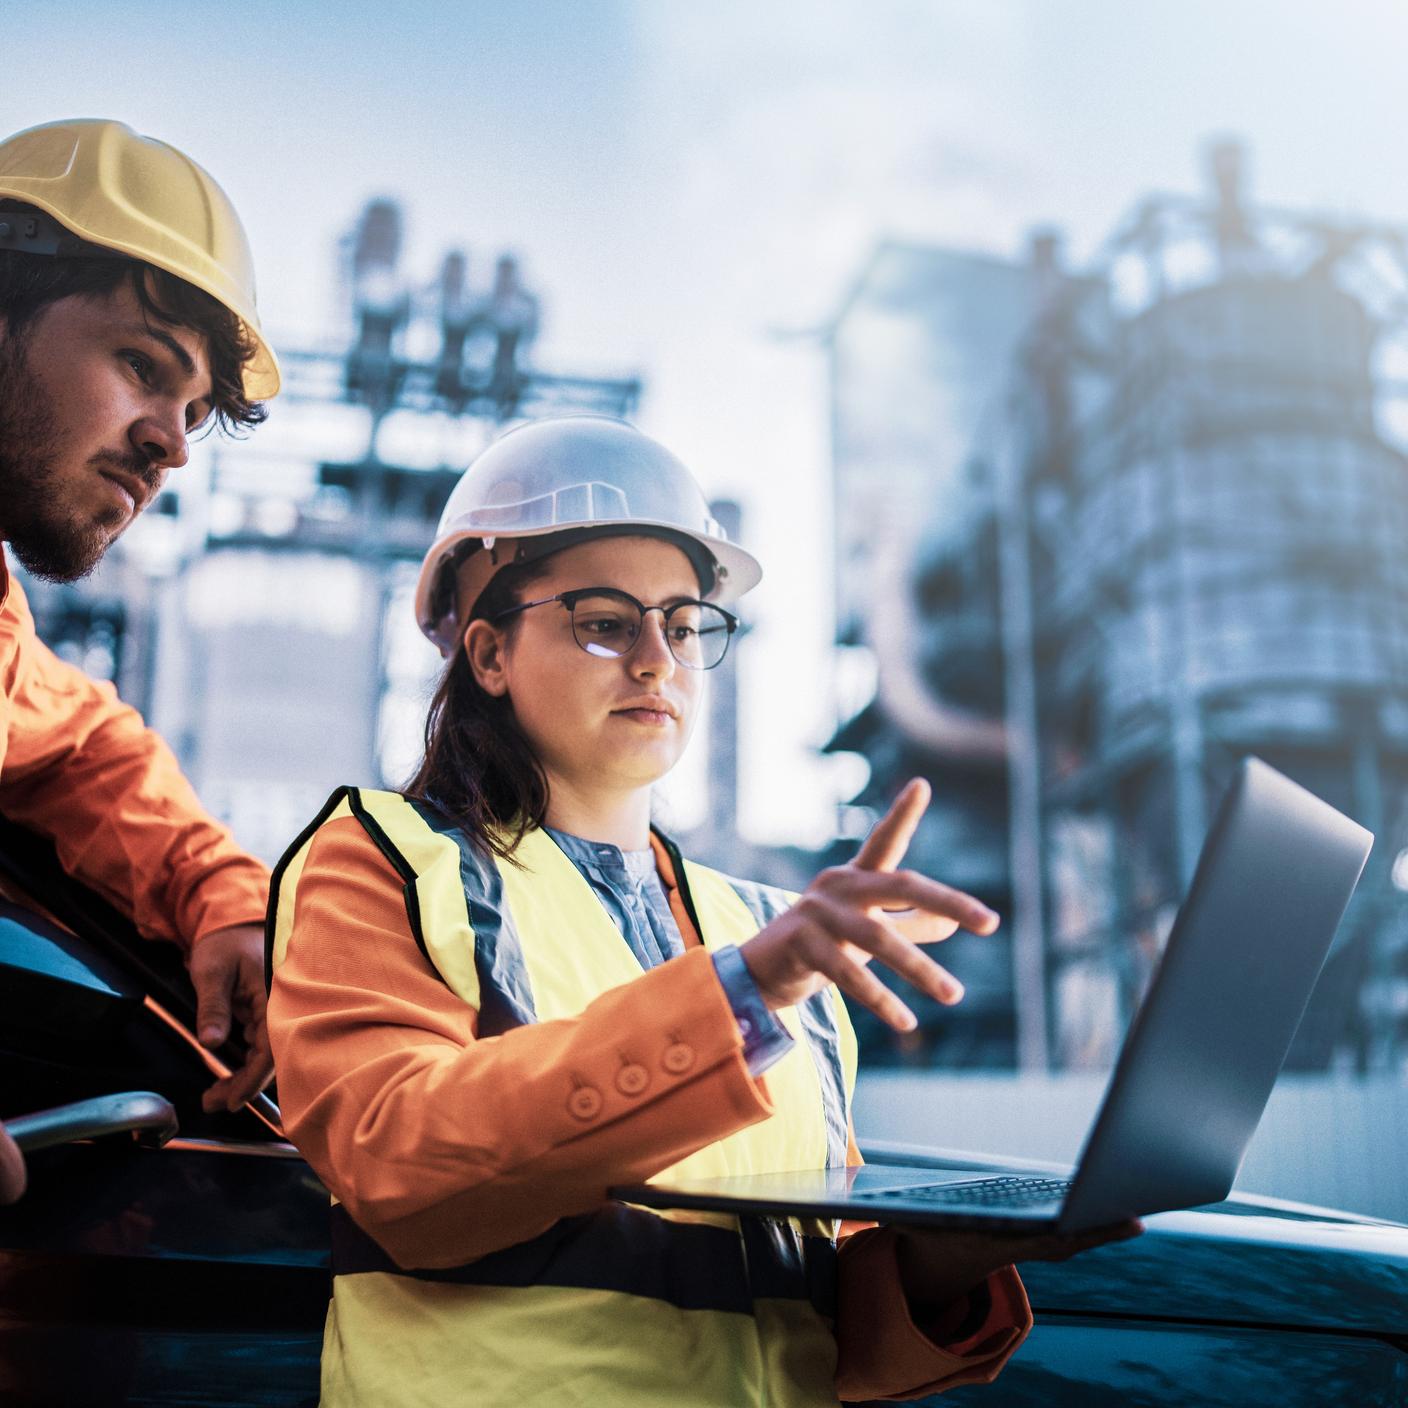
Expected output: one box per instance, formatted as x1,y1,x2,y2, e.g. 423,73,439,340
829,142,1408,1072
1015,142,1408,1072
25,199,644,863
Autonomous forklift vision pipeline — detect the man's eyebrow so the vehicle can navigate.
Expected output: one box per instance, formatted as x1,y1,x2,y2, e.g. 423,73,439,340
119,321,198,379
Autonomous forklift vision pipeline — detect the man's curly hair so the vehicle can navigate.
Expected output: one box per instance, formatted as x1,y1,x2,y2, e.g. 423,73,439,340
0,239,268,434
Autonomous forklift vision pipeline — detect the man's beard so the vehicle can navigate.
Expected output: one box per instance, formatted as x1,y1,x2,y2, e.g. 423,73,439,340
0,334,153,582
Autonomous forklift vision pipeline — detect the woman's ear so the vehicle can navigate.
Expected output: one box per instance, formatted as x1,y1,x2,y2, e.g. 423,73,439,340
463,620,510,697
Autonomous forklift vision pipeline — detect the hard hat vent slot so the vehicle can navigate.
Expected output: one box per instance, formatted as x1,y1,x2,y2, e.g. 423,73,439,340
463,481,631,531
561,482,630,522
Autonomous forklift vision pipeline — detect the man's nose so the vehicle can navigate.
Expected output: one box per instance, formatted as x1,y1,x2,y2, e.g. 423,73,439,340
130,407,189,470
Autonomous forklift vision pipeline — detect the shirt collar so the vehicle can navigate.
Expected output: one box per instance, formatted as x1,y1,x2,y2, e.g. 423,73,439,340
544,825,653,877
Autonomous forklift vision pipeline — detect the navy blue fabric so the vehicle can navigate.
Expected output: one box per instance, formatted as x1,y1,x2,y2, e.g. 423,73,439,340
330,1202,837,1318
711,942,795,1076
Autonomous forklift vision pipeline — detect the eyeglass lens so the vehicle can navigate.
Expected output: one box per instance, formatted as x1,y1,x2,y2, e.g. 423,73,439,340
568,591,732,669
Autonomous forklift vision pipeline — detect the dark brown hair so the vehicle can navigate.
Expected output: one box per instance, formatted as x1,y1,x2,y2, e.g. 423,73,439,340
0,242,267,434
403,558,555,861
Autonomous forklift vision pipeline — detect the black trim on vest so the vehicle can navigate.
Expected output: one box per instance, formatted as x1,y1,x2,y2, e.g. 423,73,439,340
650,826,708,945
329,1202,838,1319
265,785,355,993
344,788,431,966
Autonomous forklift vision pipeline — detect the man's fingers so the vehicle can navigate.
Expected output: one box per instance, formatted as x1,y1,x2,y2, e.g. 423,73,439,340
201,1042,275,1114
246,972,268,1022
192,965,232,1050
854,778,931,873
201,1077,234,1114
0,1124,26,1205
222,1049,275,1112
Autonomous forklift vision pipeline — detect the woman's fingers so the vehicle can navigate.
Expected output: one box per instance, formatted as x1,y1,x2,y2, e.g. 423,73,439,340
882,909,962,945
808,895,965,1006
824,867,1000,937
747,784,999,1024
854,778,931,873
810,937,921,1032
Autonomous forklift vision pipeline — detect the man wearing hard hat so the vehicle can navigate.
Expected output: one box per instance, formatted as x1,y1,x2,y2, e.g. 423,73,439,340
0,119,281,1116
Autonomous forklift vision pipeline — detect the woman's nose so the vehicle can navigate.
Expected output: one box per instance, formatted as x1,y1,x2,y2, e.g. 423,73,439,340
630,611,676,678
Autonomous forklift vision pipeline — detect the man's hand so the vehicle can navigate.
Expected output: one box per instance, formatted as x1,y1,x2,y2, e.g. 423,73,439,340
0,1123,25,1204
188,923,273,1113
894,1218,1144,1325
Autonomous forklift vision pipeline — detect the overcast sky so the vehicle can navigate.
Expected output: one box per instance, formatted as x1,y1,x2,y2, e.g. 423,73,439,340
7,0,1408,844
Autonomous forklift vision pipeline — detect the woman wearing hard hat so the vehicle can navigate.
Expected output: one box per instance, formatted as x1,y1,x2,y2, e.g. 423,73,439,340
267,416,1135,1406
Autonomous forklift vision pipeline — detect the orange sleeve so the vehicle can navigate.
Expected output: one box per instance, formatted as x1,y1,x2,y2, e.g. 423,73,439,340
267,813,774,1271
835,1228,1031,1399
833,1124,1031,1397
0,569,268,949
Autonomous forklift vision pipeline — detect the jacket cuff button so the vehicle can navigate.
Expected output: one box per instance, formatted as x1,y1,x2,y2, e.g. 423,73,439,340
568,1087,603,1121
662,1043,696,1075
616,1064,649,1096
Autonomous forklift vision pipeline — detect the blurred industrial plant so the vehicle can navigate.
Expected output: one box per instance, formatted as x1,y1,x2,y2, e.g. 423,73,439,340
825,139,1408,1078
24,144,1408,1090
22,198,644,862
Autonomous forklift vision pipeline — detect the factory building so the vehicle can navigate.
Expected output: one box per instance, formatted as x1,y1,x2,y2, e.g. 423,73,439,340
22,199,642,864
822,237,1076,1067
828,142,1408,1072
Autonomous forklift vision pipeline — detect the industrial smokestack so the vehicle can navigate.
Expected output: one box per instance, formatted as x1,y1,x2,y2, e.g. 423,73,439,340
1205,137,1253,264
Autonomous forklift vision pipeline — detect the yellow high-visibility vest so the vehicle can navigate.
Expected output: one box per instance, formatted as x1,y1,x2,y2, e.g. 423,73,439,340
269,787,859,1408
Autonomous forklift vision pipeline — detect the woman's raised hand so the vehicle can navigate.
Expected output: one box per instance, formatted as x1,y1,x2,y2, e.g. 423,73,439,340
738,778,1000,1030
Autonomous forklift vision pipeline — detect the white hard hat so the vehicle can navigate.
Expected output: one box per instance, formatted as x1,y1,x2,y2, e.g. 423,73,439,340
415,415,762,655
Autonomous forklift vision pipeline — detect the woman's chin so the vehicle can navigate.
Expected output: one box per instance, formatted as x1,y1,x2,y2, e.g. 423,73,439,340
593,742,686,791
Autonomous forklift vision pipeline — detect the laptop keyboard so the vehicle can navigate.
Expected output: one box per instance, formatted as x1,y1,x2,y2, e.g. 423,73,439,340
857,1175,1074,1208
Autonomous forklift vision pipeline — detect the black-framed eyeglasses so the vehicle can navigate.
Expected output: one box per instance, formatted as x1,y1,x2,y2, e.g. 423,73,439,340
489,587,739,670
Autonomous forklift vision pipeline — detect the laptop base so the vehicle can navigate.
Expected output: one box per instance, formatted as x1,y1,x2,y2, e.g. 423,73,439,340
612,1164,1074,1234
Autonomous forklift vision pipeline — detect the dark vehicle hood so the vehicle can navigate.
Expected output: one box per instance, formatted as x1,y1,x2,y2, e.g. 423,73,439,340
1017,1200,1408,1336
863,1142,1408,1336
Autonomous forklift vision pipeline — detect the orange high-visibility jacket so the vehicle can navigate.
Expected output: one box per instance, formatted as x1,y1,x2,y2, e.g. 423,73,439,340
268,797,1032,1405
0,554,268,946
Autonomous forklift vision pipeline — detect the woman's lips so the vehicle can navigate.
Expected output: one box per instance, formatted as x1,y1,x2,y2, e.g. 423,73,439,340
613,708,675,726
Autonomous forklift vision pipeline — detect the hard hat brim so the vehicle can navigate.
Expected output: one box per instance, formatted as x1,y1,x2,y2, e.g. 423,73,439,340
3,188,282,400
416,520,762,658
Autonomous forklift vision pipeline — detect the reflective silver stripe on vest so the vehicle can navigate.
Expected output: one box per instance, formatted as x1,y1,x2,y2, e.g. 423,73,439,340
725,878,850,1170
404,798,538,1035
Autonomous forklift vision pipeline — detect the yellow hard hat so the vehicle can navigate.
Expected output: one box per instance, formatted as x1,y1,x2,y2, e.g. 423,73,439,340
0,119,280,400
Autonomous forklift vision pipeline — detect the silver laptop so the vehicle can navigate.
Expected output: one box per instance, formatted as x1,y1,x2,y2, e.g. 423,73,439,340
613,758,1373,1234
